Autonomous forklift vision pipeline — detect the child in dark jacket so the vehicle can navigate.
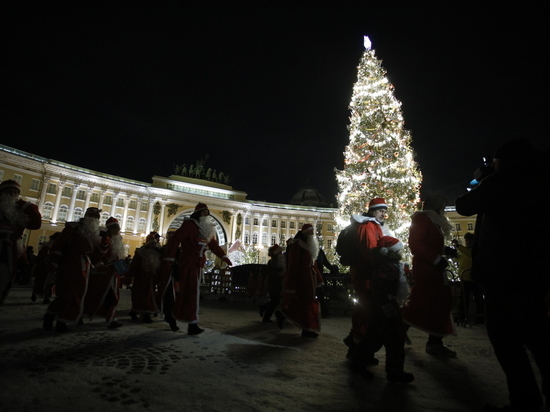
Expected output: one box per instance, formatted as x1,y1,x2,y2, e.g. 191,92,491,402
365,236,414,383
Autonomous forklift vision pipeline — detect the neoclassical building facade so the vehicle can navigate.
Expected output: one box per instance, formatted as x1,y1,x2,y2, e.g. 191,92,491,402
0,144,338,264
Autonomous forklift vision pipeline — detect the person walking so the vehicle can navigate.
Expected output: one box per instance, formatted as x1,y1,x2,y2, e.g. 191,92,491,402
343,198,389,376
281,224,324,338
401,194,457,357
260,244,285,324
0,179,42,304
364,236,414,383
161,203,232,335
83,217,126,328
43,207,102,332
31,232,60,304
124,232,162,324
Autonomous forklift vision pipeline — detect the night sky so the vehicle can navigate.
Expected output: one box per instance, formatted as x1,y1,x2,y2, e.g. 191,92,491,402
4,3,548,206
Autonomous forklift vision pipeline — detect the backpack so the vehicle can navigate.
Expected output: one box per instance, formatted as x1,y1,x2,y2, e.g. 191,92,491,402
336,221,360,266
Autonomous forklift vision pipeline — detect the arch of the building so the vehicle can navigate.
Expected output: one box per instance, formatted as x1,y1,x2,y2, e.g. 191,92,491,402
164,209,228,247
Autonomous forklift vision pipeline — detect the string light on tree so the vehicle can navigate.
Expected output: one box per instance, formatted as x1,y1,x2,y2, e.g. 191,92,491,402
335,36,422,250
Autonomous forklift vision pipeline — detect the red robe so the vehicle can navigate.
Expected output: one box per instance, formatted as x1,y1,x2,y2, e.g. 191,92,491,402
124,245,161,315
46,222,100,323
402,212,455,337
83,233,122,323
0,199,42,302
163,218,227,323
282,239,324,332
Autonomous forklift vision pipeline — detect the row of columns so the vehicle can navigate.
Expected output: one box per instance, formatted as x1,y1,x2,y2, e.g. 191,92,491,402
36,177,167,236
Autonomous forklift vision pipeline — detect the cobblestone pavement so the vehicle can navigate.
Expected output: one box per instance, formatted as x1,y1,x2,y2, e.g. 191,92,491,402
0,286,521,412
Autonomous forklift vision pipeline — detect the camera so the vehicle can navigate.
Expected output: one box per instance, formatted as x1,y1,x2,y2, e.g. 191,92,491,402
472,155,494,184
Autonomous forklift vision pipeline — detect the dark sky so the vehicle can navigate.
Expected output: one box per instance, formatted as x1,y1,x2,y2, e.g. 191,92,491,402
4,3,548,205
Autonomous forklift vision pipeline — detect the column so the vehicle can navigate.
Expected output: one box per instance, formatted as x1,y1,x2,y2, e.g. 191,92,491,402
67,184,80,222
50,181,65,223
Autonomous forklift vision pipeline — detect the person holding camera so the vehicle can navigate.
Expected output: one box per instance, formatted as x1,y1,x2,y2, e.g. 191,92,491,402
456,138,550,412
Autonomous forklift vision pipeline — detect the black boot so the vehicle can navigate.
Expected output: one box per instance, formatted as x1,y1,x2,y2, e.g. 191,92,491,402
188,323,204,335
349,361,374,380
55,321,68,333
141,315,153,324
165,314,179,332
275,311,285,329
387,371,415,384
301,330,319,338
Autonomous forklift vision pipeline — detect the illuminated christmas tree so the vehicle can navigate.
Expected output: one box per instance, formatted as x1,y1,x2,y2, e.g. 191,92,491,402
335,36,422,244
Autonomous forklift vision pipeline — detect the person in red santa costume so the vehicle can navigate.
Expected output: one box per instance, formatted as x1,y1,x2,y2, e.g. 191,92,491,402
0,179,42,304
83,217,127,328
281,223,324,338
43,207,102,332
345,197,390,375
401,194,457,357
123,231,162,324
161,203,232,335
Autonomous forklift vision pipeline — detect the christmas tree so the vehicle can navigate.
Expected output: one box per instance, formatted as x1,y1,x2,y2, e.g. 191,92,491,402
335,36,422,244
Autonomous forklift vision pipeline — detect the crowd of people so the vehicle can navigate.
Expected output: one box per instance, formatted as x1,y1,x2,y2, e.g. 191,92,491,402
1,137,548,412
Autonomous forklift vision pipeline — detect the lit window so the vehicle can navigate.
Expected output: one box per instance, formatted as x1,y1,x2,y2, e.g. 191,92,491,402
47,183,56,194
42,202,53,219
61,187,72,198
137,218,146,233
126,216,134,231
30,179,40,191
58,205,69,222
73,207,83,221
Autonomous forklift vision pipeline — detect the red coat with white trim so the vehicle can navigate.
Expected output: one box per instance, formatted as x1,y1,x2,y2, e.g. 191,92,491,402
401,212,455,337
282,237,324,332
162,217,227,322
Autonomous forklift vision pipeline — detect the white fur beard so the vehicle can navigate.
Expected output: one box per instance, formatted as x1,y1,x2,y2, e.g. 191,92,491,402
110,234,126,260
139,248,160,273
306,236,319,260
79,217,101,247
0,195,27,226
198,216,216,241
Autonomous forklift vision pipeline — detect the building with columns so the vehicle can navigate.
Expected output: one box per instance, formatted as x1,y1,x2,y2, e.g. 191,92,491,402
0,144,337,264
1,144,475,265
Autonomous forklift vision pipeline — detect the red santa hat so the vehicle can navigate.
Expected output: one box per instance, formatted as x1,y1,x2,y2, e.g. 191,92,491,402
268,244,283,257
0,179,21,193
106,217,119,227
195,203,209,213
368,197,388,212
378,236,404,256
301,224,314,234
